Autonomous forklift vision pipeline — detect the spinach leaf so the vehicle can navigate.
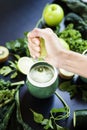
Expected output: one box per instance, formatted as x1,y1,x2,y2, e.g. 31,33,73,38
65,13,87,39
58,0,87,23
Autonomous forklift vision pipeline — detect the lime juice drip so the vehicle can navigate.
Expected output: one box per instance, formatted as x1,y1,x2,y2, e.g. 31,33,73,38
39,38,47,59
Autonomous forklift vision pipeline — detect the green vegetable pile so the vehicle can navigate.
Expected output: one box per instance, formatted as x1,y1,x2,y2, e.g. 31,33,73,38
6,32,30,56
58,24,87,53
57,0,87,52
0,79,33,130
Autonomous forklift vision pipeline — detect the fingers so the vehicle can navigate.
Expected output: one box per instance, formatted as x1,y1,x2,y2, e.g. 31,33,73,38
28,37,40,58
27,28,54,39
27,27,55,59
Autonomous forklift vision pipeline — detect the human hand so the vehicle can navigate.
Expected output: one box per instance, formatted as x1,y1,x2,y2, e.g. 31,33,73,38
27,28,63,67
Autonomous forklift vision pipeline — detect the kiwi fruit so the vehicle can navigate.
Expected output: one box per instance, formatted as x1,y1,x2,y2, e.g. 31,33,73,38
0,46,9,63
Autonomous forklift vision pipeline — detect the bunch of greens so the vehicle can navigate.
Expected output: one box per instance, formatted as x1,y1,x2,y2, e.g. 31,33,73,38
58,24,87,53
30,91,70,130
58,0,87,23
0,79,24,107
0,54,20,79
59,80,87,102
55,0,87,40
6,32,30,56
0,79,27,130
0,102,15,130
65,13,87,40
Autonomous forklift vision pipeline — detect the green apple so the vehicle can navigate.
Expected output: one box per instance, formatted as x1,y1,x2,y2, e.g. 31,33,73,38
59,38,70,50
43,4,64,26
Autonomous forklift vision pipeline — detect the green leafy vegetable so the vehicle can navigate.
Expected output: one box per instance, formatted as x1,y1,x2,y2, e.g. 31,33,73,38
6,33,30,56
0,102,15,130
30,91,70,130
30,109,44,123
0,79,24,90
59,81,78,99
44,119,53,130
10,71,18,79
0,55,21,79
0,79,24,107
0,89,15,107
0,66,12,76
0,79,25,130
59,80,87,102
65,13,87,40
58,24,87,53
58,0,87,23
0,79,11,90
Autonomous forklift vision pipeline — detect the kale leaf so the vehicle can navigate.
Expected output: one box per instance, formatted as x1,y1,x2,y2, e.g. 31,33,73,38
65,13,87,39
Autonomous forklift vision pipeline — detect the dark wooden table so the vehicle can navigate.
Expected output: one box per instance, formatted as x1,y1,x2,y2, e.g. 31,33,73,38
0,0,87,130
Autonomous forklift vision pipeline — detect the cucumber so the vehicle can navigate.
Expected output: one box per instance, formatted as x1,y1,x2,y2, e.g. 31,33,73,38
73,109,87,128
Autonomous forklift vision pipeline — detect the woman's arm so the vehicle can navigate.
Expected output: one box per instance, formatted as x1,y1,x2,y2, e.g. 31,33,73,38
28,28,87,78
58,49,87,78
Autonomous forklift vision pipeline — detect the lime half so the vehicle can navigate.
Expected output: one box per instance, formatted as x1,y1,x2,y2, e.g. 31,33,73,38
17,57,34,75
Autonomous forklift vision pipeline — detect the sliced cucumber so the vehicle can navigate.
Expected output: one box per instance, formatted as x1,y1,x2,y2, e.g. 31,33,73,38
59,68,74,79
17,57,34,75
73,109,87,128
0,46,9,63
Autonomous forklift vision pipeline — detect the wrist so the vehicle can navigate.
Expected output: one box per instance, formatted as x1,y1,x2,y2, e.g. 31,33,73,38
58,49,87,78
55,49,66,68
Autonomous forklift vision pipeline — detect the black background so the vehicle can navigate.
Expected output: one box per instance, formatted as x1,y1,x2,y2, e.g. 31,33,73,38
0,0,87,130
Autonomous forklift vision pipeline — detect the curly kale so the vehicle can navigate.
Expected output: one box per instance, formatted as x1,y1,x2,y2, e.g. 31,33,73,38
65,13,87,39
58,24,87,53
